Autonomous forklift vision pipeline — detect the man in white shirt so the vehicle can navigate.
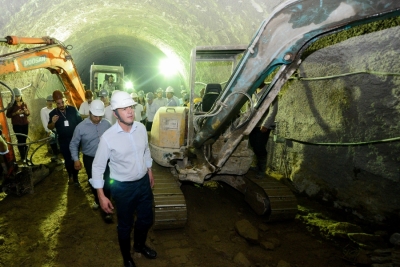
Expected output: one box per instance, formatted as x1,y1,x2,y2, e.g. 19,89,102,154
145,92,158,131
130,92,143,122
78,90,93,119
40,95,59,160
99,89,115,124
91,91,156,267
153,87,168,108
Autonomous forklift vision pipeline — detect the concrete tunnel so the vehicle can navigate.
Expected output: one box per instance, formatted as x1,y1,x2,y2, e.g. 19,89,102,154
0,0,400,225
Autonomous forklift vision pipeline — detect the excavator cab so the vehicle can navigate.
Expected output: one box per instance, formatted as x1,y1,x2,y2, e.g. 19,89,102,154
89,64,124,94
150,45,250,175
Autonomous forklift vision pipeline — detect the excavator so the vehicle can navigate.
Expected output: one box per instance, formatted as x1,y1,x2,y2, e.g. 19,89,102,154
0,35,86,195
0,0,399,230
149,0,400,229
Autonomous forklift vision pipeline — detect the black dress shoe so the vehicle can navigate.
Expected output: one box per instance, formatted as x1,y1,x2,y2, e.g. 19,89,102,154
124,260,136,267
134,245,157,259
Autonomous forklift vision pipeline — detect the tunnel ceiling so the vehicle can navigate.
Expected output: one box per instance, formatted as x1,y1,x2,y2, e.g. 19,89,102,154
1,0,281,92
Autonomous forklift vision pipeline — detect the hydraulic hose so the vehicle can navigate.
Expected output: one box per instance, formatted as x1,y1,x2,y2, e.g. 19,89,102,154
282,136,400,146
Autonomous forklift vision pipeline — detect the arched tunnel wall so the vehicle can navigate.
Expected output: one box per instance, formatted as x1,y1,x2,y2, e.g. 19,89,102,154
0,0,399,224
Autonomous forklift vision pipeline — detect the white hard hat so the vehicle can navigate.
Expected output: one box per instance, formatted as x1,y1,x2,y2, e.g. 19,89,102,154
146,92,154,100
13,88,22,96
89,99,105,116
111,91,137,110
130,92,138,98
165,86,174,93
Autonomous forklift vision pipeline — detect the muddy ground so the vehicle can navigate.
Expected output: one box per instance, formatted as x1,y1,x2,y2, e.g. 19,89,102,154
0,146,393,267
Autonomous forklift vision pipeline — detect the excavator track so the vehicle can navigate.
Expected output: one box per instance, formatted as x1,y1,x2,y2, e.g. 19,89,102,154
248,175,298,222
152,163,187,230
212,173,298,222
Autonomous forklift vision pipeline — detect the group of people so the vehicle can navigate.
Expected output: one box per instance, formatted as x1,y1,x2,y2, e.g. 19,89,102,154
142,86,188,131
45,89,156,267
4,80,276,267
5,86,154,267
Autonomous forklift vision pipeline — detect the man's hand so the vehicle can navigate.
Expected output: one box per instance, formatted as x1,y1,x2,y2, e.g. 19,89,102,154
99,194,114,214
74,160,82,170
52,115,59,123
148,169,155,188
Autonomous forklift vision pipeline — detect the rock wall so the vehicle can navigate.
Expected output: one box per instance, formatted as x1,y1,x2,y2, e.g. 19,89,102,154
268,26,400,223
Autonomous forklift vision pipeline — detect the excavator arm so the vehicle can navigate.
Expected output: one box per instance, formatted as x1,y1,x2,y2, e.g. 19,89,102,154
0,36,86,107
0,36,86,186
192,0,400,172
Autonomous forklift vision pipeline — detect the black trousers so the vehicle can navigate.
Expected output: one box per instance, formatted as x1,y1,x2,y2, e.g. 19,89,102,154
58,138,79,181
249,127,271,159
145,121,153,131
12,124,28,160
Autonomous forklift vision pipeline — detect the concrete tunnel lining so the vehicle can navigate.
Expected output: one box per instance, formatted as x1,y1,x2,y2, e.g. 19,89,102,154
1,0,273,91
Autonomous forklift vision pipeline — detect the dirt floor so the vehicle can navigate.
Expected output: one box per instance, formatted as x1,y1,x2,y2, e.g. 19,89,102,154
0,146,393,267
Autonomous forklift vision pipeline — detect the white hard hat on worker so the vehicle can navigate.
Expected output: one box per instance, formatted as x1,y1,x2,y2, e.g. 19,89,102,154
165,86,174,93
90,100,105,116
111,91,137,126
111,91,137,110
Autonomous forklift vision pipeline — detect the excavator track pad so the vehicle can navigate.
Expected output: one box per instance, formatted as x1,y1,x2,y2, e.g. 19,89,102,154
152,163,187,230
247,175,298,222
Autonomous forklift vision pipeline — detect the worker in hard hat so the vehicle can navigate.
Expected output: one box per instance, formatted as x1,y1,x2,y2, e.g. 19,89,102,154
145,92,158,131
48,90,83,186
179,89,187,106
79,90,94,119
137,90,147,124
90,91,156,266
70,100,113,222
6,88,30,163
99,89,115,124
165,86,179,106
153,87,167,107
130,92,143,122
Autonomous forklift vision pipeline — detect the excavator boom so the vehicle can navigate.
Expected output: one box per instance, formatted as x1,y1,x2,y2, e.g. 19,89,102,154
192,0,400,152
0,36,85,107
0,36,86,196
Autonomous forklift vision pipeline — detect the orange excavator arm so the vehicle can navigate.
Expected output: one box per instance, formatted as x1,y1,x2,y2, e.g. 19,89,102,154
0,36,86,167
0,36,85,107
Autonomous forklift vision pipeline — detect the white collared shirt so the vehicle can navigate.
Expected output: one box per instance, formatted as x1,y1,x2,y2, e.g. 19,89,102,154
79,101,91,116
90,121,152,188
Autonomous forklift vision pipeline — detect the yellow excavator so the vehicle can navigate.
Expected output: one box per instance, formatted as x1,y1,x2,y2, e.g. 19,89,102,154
0,35,86,195
149,0,400,229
